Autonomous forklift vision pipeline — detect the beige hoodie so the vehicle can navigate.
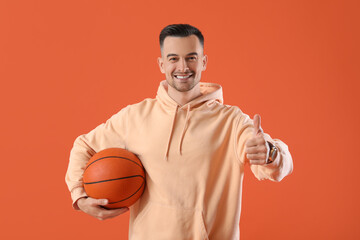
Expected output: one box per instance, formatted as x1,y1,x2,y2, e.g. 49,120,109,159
65,80,293,240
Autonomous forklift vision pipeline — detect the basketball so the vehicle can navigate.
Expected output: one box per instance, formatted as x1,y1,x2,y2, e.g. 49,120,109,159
83,148,146,209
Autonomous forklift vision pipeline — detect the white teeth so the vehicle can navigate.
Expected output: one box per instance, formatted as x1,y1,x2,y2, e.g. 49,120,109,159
175,75,192,79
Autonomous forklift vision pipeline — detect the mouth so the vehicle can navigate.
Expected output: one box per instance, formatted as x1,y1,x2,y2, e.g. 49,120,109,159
173,73,194,80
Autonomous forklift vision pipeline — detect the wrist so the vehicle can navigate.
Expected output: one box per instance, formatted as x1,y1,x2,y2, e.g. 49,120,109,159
75,197,88,210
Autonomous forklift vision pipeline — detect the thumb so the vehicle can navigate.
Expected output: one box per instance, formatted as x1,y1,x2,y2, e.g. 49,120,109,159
93,198,108,206
253,114,262,136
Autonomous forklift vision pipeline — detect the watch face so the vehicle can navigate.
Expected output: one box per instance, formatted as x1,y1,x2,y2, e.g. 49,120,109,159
271,147,277,160
267,146,277,163
266,142,277,164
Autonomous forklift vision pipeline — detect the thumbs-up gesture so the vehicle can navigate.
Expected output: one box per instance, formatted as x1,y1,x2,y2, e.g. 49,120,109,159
245,114,270,165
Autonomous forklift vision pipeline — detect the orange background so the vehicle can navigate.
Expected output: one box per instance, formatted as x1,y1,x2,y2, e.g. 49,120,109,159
1,0,359,239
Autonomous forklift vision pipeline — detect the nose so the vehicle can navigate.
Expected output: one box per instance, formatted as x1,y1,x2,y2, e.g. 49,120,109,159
177,58,189,72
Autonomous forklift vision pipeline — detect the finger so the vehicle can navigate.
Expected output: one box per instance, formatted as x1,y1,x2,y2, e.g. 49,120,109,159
245,136,266,148
102,207,129,216
116,207,129,215
98,199,109,206
89,198,108,206
245,138,258,147
253,114,261,136
245,145,268,154
97,207,129,220
249,159,267,165
247,152,267,160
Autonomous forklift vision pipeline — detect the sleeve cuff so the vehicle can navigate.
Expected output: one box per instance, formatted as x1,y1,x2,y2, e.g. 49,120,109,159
71,187,88,210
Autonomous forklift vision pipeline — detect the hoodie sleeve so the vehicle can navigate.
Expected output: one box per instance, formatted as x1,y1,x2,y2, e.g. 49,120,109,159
65,106,129,209
234,112,293,182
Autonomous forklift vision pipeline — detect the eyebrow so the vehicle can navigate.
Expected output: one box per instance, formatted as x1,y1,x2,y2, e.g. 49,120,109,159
166,52,198,58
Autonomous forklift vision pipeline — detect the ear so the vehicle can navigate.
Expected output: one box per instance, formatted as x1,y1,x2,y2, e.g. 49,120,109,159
202,54,208,71
157,57,165,74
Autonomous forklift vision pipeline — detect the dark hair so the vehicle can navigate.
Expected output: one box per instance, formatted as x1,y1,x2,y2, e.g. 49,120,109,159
159,24,204,51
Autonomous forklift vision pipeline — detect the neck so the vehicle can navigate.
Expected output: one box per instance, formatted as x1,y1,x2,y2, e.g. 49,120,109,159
167,83,202,106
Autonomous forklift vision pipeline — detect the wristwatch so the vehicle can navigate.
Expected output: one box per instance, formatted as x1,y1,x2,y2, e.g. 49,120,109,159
267,142,278,164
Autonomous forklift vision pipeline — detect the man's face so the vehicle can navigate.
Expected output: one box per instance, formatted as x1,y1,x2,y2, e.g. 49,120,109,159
158,35,208,92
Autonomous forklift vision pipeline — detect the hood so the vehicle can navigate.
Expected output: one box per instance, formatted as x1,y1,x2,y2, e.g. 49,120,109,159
156,80,224,160
156,80,223,109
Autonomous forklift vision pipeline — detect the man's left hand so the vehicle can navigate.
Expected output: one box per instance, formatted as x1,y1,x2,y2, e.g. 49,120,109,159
245,114,270,165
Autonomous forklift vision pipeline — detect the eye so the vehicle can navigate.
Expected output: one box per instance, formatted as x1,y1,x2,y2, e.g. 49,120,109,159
187,56,197,61
168,56,178,62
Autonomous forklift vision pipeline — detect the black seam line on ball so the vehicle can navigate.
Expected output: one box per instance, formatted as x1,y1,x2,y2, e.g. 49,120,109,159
83,175,145,185
85,156,144,171
108,181,146,204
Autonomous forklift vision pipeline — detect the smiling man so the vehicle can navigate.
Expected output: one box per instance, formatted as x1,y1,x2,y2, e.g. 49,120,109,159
158,34,207,96
65,24,293,240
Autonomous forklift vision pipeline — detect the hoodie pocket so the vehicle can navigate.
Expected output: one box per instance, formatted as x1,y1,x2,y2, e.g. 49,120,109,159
132,202,209,240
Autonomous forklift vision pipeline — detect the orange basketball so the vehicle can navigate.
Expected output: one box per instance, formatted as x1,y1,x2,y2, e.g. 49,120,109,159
83,148,146,209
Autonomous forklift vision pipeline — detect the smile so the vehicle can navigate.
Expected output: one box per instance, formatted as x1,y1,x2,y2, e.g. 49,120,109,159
174,74,193,79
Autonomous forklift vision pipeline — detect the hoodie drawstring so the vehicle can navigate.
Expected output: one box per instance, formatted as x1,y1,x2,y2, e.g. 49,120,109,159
165,105,178,161
164,104,192,160
158,80,223,161
178,104,191,155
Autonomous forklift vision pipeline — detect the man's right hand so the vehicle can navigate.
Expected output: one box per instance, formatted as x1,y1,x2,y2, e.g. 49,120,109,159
77,197,129,221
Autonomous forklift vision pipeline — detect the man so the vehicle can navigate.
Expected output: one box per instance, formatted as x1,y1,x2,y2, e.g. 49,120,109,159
65,24,293,239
